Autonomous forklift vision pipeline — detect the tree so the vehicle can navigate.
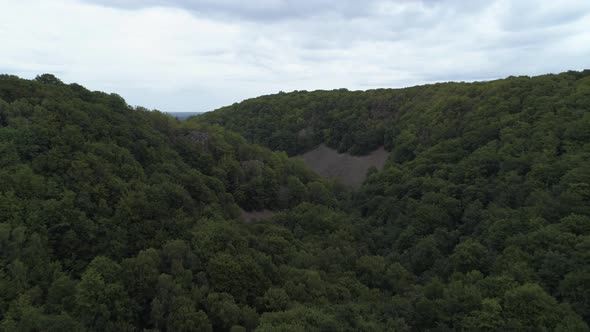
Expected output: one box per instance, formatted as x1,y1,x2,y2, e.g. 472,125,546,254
206,292,241,330
259,287,290,311
35,74,63,85
167,296,212,332
560,269,590,321
502,283,561,330
75,269,111,329
451,238,488,273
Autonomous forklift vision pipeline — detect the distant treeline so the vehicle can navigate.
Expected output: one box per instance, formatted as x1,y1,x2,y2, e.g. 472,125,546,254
165,111,203,121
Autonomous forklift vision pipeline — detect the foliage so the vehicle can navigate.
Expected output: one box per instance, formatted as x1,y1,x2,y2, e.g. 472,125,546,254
0,71,589,331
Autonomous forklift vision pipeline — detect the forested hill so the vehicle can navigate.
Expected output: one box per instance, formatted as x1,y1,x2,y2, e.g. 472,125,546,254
195,70,590,156
199,70,590,330
0,74,346,331
0,72,589,331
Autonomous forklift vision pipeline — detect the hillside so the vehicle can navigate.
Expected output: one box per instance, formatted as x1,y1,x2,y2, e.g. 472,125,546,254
195,70,590,156
0,74,351,331
0,72,589,331
197,70,590,330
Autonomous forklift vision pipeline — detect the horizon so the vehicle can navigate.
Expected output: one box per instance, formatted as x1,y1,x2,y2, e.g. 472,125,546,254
10,68,588,113
2,0,589,112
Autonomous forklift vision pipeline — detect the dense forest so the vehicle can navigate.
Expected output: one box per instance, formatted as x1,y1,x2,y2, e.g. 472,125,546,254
0,71,589,331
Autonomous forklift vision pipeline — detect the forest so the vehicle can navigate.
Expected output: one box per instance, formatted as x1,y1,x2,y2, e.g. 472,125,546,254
0,71,589,331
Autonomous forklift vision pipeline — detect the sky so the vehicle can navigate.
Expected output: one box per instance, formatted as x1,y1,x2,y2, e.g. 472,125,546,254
1,0,589,112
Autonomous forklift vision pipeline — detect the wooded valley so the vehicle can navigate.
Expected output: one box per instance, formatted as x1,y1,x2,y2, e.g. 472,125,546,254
0,71,589,331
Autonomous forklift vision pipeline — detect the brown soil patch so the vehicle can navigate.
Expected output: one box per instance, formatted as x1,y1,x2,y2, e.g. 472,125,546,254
240,209,275,223
298,144,389,187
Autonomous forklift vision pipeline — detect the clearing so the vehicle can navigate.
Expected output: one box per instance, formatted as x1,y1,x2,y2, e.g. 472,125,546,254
298,144,389,187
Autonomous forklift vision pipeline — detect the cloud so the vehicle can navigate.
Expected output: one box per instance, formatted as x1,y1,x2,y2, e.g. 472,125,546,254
0,0,589,112
80,0,386,21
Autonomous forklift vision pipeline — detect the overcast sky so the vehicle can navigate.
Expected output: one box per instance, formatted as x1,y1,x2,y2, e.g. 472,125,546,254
1,0,589,112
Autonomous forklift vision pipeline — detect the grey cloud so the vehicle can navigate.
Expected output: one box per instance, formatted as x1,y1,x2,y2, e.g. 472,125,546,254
83,0,492,23
81,0,384,21
499,1,590,31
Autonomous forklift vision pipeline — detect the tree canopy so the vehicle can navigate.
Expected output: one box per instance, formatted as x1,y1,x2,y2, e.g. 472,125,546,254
0,71,589,331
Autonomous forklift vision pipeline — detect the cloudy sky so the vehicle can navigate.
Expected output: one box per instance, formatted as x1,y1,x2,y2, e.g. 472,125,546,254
1,0,589,112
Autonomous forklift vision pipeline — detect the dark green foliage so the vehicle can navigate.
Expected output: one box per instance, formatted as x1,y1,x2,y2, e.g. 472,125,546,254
0,74,346,331
0,71,589,331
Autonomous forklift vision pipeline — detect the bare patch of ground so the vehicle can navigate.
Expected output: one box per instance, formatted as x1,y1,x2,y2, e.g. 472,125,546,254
240,209,275,223
298,144,389,187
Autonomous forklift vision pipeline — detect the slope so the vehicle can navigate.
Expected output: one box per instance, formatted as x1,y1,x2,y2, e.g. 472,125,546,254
0,74,365,331
197,70,590,330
